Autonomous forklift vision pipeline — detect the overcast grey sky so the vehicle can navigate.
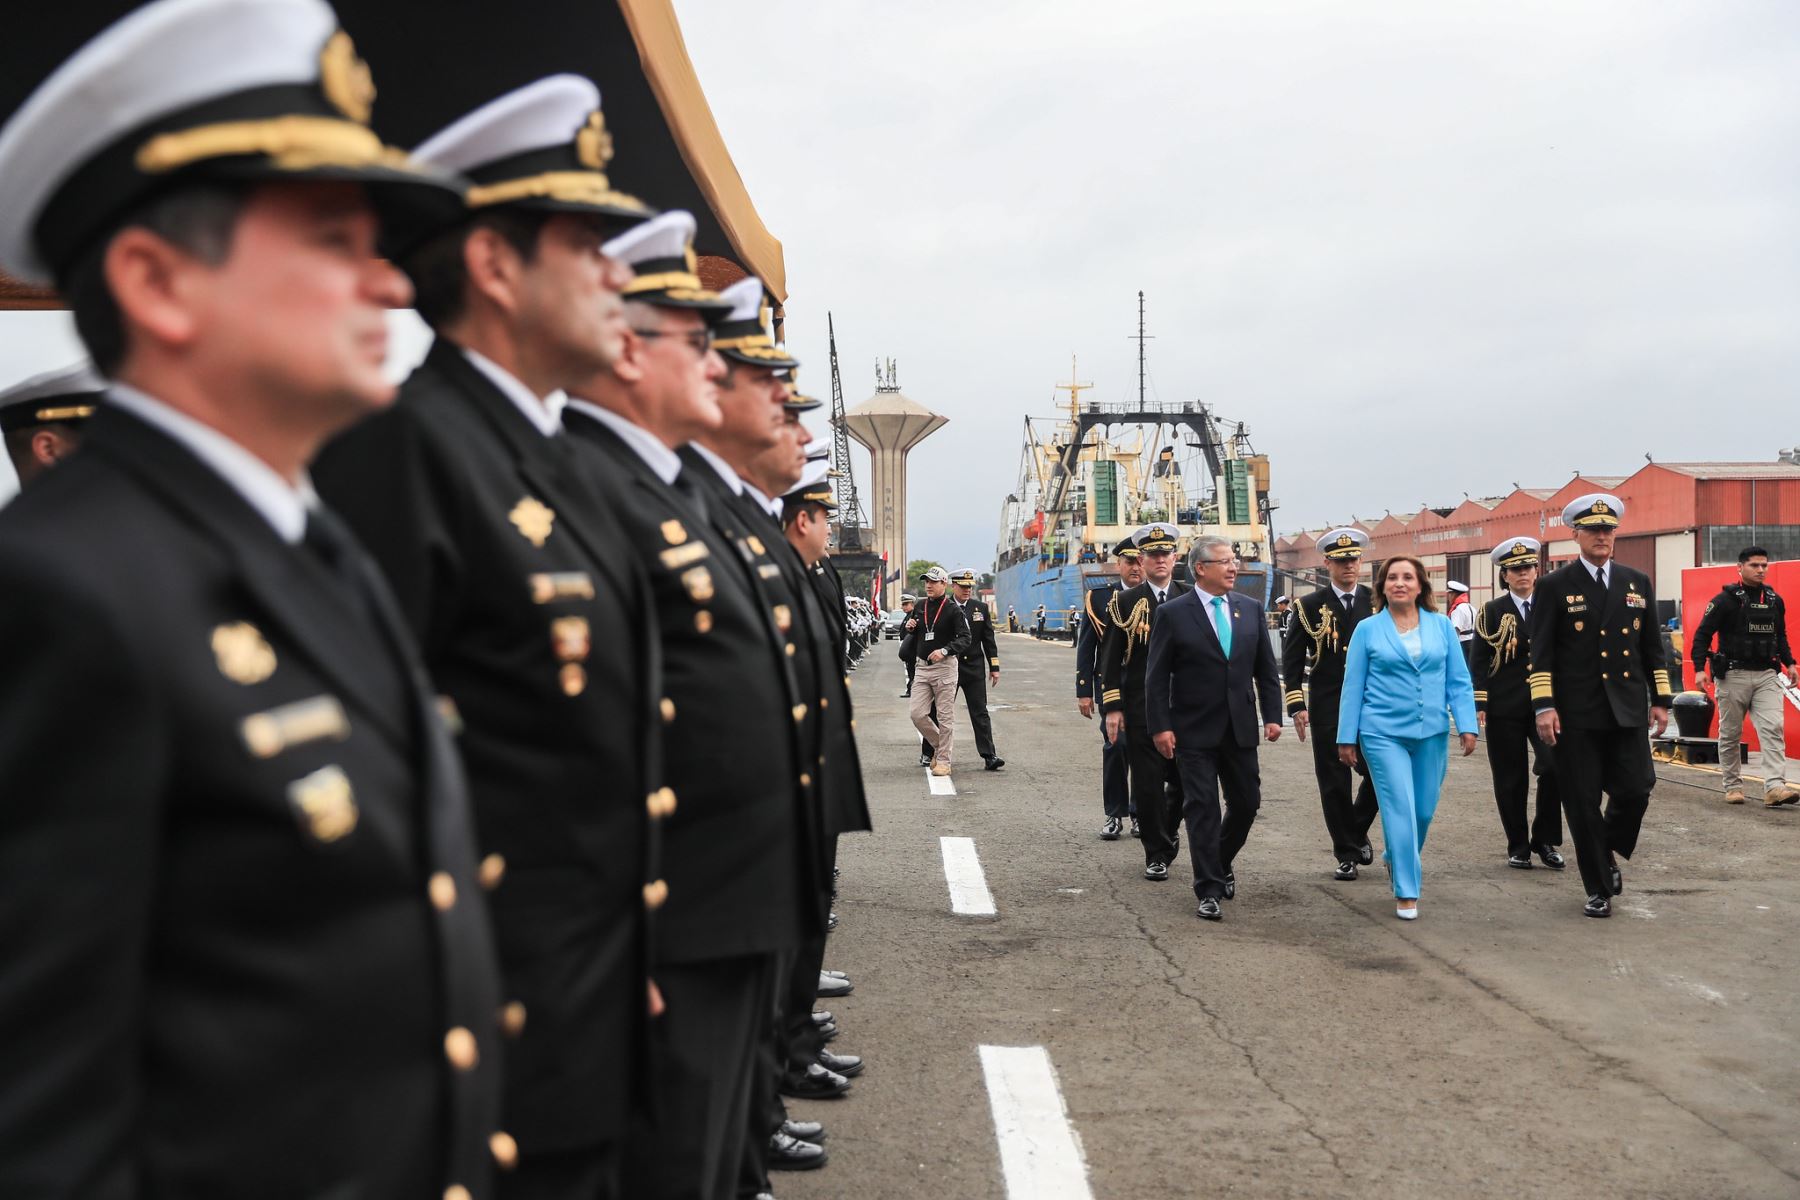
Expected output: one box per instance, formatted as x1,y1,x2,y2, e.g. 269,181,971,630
6,1,1799,570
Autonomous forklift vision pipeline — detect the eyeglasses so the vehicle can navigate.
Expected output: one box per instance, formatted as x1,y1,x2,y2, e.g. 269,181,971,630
631,328,714,356
1200,556,1239,568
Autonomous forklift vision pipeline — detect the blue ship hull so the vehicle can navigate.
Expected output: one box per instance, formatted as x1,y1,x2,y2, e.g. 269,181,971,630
992,559,1115,634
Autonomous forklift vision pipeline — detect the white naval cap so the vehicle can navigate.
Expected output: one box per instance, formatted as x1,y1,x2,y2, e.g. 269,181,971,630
1562,492,1624,530
0,0,461,285
413,74,651,225
782,456,836,511
1133,522,1180,552
1319,527,1369,561
602,210,731,318
713,277,798,369
0,362,109,432
1446,580,1470,594
1491,536,1541,568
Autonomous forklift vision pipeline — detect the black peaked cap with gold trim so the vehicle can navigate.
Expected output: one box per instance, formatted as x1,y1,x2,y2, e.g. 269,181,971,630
603,209,732,321
0,362,107,433
0,0,466,288
413,74,652,229
714,277,800,370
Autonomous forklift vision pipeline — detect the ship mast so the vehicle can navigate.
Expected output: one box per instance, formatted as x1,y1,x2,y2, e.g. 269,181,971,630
1054,355,1092,423
1132,289,1154,411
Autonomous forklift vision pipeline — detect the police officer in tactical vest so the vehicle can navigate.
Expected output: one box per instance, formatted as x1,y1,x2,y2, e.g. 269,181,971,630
1689,546,1799,807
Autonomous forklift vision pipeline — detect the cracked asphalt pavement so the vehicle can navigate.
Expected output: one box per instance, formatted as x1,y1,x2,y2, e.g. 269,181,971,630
781,633,1800,1199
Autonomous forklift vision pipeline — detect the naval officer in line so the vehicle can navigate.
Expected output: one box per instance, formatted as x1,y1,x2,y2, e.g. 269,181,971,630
312,75,665,1198
0,2,503,1193
0,362,103,489
1470,537,1565,871
1528,494,1673,919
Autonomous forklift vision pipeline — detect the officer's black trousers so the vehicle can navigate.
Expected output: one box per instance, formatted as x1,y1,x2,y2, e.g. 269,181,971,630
1485,712,1562,856
1176,741,1262,900
1125,721,1183,866
1554,725,1654,899
1101,717,1131,818
625,953,775,1200
1309,706,1379,862
919,664,998,761
501,1142,623,1200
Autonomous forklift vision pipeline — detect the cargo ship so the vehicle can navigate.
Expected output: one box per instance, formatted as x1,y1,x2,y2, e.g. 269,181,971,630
991,297,1274,635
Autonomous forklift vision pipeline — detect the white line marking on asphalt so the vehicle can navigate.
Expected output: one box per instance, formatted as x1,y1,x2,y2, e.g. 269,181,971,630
978,1045,1094,1200
926,769,957,796
939,836,995,916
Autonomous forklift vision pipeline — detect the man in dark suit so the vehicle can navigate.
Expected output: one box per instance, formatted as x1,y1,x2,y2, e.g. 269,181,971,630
1529,494,1673,918
1470,537,1564,870
1102,522,1191,880
1147,536,1283,920
0,6,500,1194
1078,536,1144,838
560,258,826,1198
1283,527,1381,881
312,78,664,1199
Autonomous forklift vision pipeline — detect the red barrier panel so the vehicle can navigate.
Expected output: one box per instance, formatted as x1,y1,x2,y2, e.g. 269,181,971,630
1680,561,1800,751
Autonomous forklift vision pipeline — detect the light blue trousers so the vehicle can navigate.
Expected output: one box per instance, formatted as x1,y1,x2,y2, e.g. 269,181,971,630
1360,732,1450,901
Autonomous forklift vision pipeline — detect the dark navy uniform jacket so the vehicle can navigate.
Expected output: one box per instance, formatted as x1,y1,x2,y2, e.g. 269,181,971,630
0,405,500,1196
1527,559,1674,727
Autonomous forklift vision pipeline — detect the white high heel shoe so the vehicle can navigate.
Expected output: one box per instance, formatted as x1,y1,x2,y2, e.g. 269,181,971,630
1395,901,1418,920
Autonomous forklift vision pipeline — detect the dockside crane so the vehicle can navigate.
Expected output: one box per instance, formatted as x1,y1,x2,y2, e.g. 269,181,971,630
826,313,867,548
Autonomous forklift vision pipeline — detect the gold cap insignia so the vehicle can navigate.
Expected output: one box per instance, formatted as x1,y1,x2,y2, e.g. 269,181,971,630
551,616,591,663
1513,542,1527,555
682,566,716,603
575,110,614,170
287,765,358,843
661,519,688,545
1592,499,1608,513
509,496,556,547
318,31,376,125
1337,533,1353,546
213,622,277,685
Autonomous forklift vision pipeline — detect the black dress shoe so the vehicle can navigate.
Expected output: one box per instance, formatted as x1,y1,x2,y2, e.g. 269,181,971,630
1128,817,1141,838
900,689,911,698
1359,841,1375,865
1507,852,1533,869
827,911,839,931
782,1119,826,1143
918,753,931,767
811,1009,834,1026
1584,894,1612,918
780,1062,852,1099
984,756,1005,771
1223,871,1236,899
1196,897,1223,921
1101,816,1122,840
1144,861,1169,881
768,1131,828,1170
1608,859,1623,896
818,1021,838,1042
816,973,852,999
822,968,849,981
818,1049,863,1077
1334,861,1358,881
1533,843,1566,870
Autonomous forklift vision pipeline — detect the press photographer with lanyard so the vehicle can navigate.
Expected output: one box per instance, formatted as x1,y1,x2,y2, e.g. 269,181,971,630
907,567,972,777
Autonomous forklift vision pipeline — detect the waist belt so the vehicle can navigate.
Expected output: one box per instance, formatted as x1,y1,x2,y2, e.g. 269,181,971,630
1726,659,1775,671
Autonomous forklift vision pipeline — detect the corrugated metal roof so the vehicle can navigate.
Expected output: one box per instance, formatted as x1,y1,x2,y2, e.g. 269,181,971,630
1651,462,1800,479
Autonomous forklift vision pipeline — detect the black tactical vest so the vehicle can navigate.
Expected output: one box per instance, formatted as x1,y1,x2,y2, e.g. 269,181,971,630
1722,584,1780,664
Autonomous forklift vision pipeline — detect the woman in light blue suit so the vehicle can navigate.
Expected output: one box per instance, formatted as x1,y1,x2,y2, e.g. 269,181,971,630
1337,554,1478,919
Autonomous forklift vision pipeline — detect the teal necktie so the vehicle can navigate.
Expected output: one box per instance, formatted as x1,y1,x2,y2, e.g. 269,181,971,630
1212,595,1232,656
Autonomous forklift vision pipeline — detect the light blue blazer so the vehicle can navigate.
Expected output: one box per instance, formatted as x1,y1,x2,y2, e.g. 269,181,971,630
1337,609,1479,743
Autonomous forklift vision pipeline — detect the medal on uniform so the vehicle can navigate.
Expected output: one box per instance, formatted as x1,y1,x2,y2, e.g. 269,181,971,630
212,621,277,685
508,496,556,547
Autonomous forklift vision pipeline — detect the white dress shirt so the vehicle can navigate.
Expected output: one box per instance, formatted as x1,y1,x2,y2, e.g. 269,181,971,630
463,347,562,437
687,442,745,495
1584,558,1609,590
1333,586,1358,609
564,400,680,485
107,383,315,545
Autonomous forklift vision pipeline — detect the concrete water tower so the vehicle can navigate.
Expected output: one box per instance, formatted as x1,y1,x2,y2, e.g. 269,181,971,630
842,360,947,608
